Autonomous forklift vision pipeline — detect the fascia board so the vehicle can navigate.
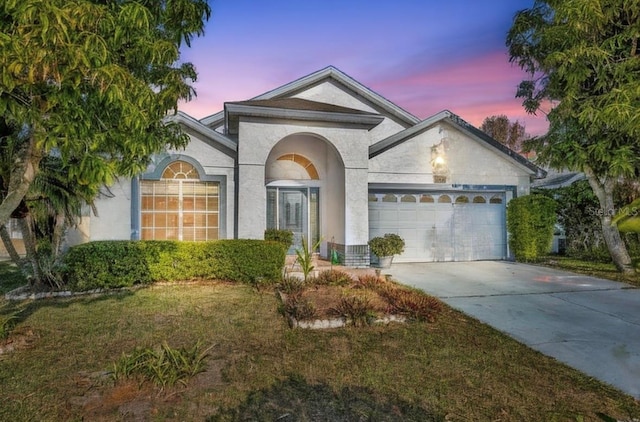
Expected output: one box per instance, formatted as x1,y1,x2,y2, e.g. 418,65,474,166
225,103,385,129
167,112,237,154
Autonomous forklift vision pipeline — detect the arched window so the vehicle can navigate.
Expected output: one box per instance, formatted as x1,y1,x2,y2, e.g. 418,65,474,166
473,196,486,203
490,195,503,204
401,194,416,203
455,195,469,204
438,194,452,203
140,160,219,241
420,195,434,203
382,194,397,203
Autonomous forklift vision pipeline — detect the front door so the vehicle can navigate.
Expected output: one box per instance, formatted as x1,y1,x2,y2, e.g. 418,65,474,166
267,186,320,255
279,188,307,253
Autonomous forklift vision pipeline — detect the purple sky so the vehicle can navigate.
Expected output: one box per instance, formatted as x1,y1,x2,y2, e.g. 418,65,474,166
179,0,548,135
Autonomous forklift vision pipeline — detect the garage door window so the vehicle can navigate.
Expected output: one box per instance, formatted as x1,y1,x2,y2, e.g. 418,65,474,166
473,196,486,203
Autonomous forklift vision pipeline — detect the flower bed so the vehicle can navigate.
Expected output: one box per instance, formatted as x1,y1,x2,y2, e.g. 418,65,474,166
276,270,442,329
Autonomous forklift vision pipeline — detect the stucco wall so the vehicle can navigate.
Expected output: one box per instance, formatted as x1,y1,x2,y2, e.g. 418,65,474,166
292,81,411,144
89,179,133,241
368,123,533,193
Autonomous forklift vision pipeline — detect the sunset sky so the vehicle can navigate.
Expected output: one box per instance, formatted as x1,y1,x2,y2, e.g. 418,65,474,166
178,0,549,135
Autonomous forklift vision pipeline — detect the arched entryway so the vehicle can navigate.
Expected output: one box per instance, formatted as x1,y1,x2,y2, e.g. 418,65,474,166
265,133,345,254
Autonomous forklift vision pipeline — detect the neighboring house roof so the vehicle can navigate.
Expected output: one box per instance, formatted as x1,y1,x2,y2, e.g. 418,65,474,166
224,98,384,135
370,110,546,178
531,170,585,189
200,66,420,129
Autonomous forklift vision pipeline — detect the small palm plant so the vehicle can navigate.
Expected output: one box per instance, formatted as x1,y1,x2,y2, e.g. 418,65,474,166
295,236,322,282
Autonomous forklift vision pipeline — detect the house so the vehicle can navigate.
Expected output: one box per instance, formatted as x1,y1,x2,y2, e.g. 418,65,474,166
50,66,545,265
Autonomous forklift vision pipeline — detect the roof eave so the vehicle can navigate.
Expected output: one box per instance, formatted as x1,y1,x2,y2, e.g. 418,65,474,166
224,103,385,134
166,111,237,156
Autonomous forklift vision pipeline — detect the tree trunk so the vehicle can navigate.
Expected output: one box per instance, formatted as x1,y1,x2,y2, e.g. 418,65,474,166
584,165,634,273
51,212,66,258
17,215,45,289
0,134,42,229
0,224,22,266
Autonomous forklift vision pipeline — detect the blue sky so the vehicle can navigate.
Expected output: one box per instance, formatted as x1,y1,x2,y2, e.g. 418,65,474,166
178,0,548,135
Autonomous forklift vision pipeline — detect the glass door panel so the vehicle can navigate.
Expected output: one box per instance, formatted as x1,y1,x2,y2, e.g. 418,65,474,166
279,189,307,254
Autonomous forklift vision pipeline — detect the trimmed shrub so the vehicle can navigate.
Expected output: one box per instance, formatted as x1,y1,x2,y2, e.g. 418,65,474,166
62,241,153,291
63,239,286,291
507,194,557,261
264,229,293,249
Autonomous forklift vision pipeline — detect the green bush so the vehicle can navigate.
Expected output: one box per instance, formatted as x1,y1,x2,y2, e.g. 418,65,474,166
507,194,557,261
368,233,405,257
63,239,286,291
264,229,293,249
62,241,153,291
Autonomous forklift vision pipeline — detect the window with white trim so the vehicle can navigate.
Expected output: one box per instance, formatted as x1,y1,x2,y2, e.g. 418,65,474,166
140,161,219,241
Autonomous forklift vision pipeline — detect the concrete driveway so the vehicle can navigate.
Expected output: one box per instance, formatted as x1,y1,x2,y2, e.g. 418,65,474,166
388,261,640,398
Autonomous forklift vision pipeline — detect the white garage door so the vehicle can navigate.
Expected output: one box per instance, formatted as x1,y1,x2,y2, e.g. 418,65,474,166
368,192,506,262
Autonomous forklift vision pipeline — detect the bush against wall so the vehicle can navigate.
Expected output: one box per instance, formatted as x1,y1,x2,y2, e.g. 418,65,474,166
507,194,556,261
63,240,286,291
264,229,293,250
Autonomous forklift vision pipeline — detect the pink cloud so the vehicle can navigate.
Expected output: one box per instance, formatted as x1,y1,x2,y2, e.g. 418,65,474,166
179,51,550,136
372,51,549,135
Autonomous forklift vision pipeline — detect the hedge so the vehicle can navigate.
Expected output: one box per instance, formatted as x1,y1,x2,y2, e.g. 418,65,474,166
63,239,287,291
506,194,557,261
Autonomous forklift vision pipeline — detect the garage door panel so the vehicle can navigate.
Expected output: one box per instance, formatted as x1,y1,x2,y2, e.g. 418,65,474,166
369,191,506,262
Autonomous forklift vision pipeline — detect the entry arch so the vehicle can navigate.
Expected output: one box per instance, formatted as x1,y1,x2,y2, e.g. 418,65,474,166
265,133,345,253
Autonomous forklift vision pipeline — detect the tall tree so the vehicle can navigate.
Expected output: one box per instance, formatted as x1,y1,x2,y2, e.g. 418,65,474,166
480,115,528,152
507,0,640,273
0,0,211,238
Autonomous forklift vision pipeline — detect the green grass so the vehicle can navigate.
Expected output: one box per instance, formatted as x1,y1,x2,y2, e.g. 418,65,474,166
0,272,639,420
538,255,640,287
0,261,28,295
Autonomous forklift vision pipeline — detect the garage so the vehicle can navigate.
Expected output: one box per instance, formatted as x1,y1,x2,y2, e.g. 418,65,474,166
368,191,507,262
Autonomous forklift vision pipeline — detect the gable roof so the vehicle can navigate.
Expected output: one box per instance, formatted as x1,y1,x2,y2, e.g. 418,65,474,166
370,110,546,178
200,66,420,129
165,111,237,158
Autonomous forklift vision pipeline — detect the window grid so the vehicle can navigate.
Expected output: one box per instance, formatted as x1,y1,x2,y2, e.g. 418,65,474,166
141,162,219,241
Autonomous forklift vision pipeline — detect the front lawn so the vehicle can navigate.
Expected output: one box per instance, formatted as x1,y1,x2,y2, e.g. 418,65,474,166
1,276,638,420
538,255,640,287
